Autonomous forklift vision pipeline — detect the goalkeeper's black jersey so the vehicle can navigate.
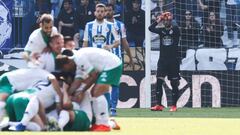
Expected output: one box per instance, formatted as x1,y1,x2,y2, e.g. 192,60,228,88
149,22,180,59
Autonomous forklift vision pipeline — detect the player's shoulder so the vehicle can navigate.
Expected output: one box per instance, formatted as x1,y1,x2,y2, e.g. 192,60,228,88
105,20,114,25
29,28,41,39
86,21,95,25
115,19,124,25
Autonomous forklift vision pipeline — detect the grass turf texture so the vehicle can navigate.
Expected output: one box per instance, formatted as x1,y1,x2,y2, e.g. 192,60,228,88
1,108,240,135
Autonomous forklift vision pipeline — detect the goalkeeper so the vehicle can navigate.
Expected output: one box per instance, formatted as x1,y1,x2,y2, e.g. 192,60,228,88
148,12,181,112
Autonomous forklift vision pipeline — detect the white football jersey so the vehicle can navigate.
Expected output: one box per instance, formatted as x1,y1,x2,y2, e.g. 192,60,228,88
37,52,56,72
5,68,53,92
30,81,58,108
24,27,58,54
74,48,122,79
83,19,120,48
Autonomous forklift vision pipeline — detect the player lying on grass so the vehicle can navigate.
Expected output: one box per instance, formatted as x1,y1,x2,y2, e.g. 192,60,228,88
0,68,63,123
6,79,91,131
4,89,49,131
56,48,123,131
5,78,116,131
9,76,63,131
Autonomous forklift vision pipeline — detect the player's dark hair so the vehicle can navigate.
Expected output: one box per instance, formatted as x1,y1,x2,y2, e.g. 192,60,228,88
106,3,115,10
55,55,70,70
63,0,73,4
132,0,140,4
62,49,74,57
64,36,74,44
40,13,53,24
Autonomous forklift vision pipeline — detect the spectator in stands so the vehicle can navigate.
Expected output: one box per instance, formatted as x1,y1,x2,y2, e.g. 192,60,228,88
124,0,145,47
174,0,186,26
225,0,239,47
180,10,200,49
50,0,64,25
93,0,107,6
174,0,199,24
151,0,166,23
198,0,221,26
108,0,123,20
74,0,95,48
202,11,223,48
148,12,180,112
36,0,52,13
58,0,75,38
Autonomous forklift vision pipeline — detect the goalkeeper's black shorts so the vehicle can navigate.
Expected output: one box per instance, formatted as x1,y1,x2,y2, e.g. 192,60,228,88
157,58,180,80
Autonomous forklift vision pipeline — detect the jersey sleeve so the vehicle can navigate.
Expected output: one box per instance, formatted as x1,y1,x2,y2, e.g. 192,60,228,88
74,57,94,80
37,53,48,69
83,23,89,42
24,35,35,53
120,23,127,38
111,24,120,42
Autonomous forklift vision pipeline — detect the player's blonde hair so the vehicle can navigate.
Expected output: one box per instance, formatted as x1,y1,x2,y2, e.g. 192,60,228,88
49,33,64,43
40,13,53,24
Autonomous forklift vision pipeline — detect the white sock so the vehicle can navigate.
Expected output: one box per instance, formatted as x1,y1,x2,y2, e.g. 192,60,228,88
92,95,109,126
58,110,70,130
26,122,41,131
108,120,116,129
9,121,20,126
21,96,39,126
0,101,6,122
79,91,92,122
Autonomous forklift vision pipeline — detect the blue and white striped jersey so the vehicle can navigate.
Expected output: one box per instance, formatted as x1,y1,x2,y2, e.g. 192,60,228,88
83,19,120,48
110,19,127,59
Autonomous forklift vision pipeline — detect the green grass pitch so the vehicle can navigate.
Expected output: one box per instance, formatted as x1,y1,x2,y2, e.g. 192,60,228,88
1,108,240,135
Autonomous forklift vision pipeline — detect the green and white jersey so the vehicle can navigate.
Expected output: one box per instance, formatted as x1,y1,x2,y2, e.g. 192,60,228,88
83,19,120,48
38,52,57,72
4,68,54,92
30,81,59,108
24,27,58,54
74,48,122,79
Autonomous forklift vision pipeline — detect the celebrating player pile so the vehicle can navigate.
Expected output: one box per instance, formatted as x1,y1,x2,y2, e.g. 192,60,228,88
0,23,121,132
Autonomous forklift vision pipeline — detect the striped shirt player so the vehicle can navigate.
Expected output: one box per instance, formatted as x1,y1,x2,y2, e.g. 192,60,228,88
110,19,127,59
83,19,120,48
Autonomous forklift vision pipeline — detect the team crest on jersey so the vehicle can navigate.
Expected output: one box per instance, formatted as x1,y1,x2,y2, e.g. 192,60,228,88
162,36,173,46
93,35,106,44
